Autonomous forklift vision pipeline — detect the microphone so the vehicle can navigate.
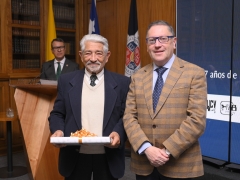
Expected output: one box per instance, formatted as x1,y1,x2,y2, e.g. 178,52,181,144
29,64,52,84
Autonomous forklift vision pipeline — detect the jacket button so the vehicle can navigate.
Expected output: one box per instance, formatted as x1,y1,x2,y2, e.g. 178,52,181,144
152,125,156,128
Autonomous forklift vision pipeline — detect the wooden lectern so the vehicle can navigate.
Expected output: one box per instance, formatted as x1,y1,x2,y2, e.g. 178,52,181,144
11,83,64,180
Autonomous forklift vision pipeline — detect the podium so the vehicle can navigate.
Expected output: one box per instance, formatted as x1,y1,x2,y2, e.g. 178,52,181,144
10,83,64,180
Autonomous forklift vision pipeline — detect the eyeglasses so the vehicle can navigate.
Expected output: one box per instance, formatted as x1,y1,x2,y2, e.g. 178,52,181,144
52,46,65,51
83,51,104,58
146,36,174,45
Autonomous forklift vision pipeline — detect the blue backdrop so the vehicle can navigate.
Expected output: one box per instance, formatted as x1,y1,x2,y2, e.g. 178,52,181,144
177,0,240,164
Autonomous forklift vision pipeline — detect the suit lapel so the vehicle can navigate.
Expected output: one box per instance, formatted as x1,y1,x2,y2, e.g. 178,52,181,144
67,69,118,131
61,59,70,74
49,61,56,79
69,70,84,129
142,64,156,119
153,57,184,117
103,69,117,130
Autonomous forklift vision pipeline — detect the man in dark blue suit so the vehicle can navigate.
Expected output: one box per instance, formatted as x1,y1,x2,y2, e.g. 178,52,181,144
49,34,130,180
40,38,79,80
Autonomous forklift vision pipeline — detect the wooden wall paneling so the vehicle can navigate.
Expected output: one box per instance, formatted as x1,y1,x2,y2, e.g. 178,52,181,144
147,0,176,23
0,0,11,76
84,0,176,74
39,0,45,67
116,0,131,75
82,0,90,42
43,0,48,64
0,81,10,113
75,0,84,66
86,0,121,74
0,2,1,71
134,0,152,68
103,0,118,73
136,0,176,68
96,0,118,73
77,0,91,69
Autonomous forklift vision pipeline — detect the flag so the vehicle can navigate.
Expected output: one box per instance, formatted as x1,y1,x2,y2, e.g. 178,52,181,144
46,0,56,61
89,0,100,34
125,0,140,77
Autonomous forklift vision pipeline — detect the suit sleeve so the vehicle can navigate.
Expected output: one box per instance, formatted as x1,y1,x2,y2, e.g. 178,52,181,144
48,77,66,134
123,76,150,152
109,76,131,149
40,64,46,79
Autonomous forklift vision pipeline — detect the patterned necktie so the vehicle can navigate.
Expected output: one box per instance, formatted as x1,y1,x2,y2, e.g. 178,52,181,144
90,74,98,86
56,62,61,79
153,67,168,113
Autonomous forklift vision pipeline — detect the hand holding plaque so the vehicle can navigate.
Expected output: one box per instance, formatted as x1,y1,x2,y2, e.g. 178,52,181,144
50,128,111,145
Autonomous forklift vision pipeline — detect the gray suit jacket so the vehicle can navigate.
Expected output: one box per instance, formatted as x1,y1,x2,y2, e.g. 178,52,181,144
40,58,79,80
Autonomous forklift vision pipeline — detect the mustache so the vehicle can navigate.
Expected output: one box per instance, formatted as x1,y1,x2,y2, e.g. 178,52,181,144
86,60,101,66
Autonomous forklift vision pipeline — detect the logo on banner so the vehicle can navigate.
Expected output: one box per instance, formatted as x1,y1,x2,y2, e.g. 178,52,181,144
125,34,140,76
220,101,237,115
207,100,216,113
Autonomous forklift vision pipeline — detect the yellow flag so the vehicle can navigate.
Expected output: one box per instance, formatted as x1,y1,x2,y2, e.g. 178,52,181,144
46,0,56,61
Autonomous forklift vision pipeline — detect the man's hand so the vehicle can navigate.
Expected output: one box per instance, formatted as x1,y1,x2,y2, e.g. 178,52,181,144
51,130,66,148
104,131,120,148
144,146,169,167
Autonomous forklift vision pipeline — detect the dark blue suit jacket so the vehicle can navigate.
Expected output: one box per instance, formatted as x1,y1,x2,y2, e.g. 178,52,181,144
49,69,130,178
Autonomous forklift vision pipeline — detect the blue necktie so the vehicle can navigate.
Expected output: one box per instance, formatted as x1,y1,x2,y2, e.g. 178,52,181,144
153,67,168,113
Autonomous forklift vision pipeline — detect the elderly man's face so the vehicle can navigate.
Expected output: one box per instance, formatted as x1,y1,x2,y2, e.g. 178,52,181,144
79,41,110,74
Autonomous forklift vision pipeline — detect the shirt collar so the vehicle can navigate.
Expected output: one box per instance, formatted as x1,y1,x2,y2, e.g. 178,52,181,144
153,54,175,70
54,57,66,64
85,69,104,79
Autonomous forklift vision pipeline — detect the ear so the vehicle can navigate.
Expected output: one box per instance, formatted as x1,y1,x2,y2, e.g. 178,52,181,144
105,51,111,63
79,51,84,62
173,37,177,49
79,51,82,57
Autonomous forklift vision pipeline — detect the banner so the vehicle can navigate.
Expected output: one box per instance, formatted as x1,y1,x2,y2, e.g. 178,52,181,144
46,0,56,61
89,0,100,34
125,0,140,77
177,0,240,163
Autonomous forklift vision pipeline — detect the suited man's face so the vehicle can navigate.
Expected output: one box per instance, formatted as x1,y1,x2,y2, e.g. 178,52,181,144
146,25,176,66
51,41,66,61
79,41,110,74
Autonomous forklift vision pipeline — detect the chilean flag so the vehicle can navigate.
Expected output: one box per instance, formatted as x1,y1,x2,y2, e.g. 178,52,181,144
125,0,140,77
89,0,100,34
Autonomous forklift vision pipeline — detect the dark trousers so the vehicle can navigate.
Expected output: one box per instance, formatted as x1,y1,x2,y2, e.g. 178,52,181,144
136,168,192,180
65,153,117,180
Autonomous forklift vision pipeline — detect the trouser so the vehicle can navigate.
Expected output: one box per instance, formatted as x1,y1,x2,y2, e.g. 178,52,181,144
136,168,192,180
65,153,117,180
